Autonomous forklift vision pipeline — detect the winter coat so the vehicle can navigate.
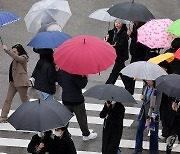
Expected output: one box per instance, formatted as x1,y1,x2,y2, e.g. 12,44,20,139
32,60,57,94
50,135,77,154
58,70,88,106
138,84,162,120
107,28,129,62
129,25,149,62
27,134,53,154
6,50,31,87
100,102,125,154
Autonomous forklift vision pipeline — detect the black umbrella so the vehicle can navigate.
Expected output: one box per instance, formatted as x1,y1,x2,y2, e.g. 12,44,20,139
7,99,74,132
107,1,155,22
156,74,180,98
83,84,137,104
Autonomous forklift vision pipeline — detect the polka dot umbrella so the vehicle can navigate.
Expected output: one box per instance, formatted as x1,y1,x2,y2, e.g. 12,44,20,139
137,19,176,49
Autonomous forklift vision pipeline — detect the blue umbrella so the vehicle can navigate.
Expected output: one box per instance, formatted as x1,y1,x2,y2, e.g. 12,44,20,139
0,12,20,27
27,31,72,49
0,12,20,44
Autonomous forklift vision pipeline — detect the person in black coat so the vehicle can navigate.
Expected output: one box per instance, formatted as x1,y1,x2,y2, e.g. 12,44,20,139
27,130,53,154
126,21,150,95
99,101,125,154
31,49,57,100
50,126,77,154
105,19,129,91
165,38,180,75
58,69,97,140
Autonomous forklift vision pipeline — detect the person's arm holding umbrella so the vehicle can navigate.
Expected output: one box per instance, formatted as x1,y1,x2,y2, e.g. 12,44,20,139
99,101,112,118
2,44,28,63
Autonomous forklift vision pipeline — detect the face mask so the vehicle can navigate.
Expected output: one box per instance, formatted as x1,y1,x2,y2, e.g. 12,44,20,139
37,132,44,138
54,131,63,137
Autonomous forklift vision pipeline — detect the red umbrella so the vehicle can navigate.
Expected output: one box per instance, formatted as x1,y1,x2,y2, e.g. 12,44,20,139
54,35,116,75
174,48,180,60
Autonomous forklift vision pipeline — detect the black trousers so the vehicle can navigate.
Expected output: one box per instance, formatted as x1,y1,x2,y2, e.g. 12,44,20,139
105,59,132,94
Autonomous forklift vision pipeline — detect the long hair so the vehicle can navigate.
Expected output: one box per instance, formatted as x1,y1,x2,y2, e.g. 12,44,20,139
12,44,28,57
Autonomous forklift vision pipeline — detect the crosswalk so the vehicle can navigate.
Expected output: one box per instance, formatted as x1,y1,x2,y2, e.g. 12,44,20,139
0,79,179,153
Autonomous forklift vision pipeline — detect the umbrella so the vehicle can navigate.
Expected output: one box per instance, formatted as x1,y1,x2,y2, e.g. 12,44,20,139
174,48,180,60
0,12,20,45
137,19,176,49
83,84,136,104
107,1,154,22
167,19,180,37
7,99,74,132
54,35,117,75
156,74,180,98
27,31,71,49
120,61,168,80
148,53,175,64
24,0,71,33
89,8,116,22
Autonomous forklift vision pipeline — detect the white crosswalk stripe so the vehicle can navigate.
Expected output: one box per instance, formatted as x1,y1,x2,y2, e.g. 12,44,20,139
0,79,179,153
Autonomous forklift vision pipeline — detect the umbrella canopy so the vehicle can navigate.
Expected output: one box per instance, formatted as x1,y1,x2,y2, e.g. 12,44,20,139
0,12,20,27
7,99,74,132
0,12,20,45
89,8,116,22
121,61,168,80
54,35,117,75
148,53,175,64
156,74,180,98
137,19,176,49
27,31,71,49
24,0,71,33
83,84,136,104
167,19,180,37
174,48,180,60
107,1,154,22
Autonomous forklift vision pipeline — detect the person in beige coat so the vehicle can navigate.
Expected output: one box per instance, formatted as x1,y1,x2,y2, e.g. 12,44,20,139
0,44,31,123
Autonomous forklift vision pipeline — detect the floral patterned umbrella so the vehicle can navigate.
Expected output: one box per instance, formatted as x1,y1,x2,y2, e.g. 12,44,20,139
137,19,176,49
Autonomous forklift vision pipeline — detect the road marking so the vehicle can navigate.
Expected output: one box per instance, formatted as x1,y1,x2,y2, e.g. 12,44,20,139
115,79,143,89
71,116,133,126
0,137,179,152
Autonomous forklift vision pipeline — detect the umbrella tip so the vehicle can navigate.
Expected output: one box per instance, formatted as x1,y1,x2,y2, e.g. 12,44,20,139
84,39,85,44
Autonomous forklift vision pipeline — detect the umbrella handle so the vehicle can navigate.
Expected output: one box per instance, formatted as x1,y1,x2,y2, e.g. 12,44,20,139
0,36,3,45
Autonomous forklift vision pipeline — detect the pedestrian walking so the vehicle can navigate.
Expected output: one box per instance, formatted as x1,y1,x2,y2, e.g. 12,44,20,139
105,19,129,90
127,21,150,95
100,101,125,154
27,130,53,154
0,44,31,123
58,69,97,141
50,126,77,154
31,48,57,100
133,80,162,154
165,99,180,154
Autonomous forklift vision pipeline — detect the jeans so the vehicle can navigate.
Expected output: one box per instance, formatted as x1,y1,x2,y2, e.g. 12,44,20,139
117,148,121,154
135,114,159,152
41,92,54,100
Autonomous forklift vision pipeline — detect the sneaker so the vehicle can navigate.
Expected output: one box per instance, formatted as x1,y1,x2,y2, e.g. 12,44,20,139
166,135,178,150
83,132,97,141
158,134,166,140
0,117,7,123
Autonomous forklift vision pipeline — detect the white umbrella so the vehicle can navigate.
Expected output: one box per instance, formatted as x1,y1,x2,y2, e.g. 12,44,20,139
89,8,116,22
24,0,71,33
120,61,168,80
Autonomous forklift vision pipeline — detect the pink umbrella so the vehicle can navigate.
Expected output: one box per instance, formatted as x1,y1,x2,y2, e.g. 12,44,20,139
137,19,176,49
54,35,116,75
174,48,180,60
